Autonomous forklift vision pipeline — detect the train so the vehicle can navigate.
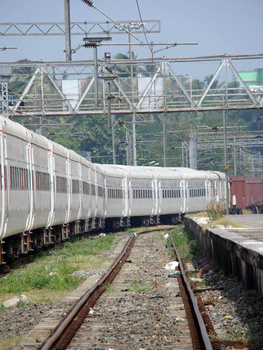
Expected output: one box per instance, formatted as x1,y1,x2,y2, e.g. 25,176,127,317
0,114,227,265
229,175,263,214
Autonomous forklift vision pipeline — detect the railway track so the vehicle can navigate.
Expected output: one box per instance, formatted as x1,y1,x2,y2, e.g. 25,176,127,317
28,227,212,350
8,224,263,349
12,227,217,350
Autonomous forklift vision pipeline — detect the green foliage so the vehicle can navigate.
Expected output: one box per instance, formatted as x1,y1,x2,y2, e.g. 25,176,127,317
47,113,150,165
0,265,80,294
105,283,112,291
36,235,115,263
167,227,204,261
205,201,226,221
127,280,151,292
63,236,115,257
0,235,115,295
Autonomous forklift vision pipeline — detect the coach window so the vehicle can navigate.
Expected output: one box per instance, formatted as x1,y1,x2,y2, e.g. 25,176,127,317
98,186,103,197
83,181,89,195
56,176,67,193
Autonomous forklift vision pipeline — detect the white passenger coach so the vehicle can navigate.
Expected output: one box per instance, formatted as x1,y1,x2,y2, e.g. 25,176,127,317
0,115,226,264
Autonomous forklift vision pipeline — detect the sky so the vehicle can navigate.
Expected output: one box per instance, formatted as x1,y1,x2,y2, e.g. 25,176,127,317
1,0,263,77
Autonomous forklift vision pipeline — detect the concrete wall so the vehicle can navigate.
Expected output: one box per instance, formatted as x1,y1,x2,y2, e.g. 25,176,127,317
184,217,263,296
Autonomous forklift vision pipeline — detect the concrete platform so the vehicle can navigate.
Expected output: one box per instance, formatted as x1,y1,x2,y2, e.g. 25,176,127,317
184,214,263,296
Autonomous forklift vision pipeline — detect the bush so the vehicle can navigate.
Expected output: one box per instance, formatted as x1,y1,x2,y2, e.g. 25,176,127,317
205,200,226,221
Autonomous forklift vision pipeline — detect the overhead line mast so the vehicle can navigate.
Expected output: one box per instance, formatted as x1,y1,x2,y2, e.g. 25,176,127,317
64,0,72,61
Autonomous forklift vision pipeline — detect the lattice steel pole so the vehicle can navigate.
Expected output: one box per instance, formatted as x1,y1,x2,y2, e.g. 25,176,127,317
132,112,137,166
223,110,230,214
0,67,12,118
1,82,8,117
163,123,166,167
64,0,72,61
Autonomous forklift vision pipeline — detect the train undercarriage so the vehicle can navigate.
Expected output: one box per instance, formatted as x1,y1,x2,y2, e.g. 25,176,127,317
0,213,181,266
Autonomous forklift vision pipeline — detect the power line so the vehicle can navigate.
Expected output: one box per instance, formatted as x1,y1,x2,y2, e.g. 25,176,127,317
81,0,143,44
135,0,153,55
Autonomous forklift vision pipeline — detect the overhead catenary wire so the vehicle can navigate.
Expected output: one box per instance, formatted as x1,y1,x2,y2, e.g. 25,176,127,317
81,0,143,44
135,0,153,55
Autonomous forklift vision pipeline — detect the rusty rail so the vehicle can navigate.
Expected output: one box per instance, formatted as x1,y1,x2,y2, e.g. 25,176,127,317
40,226,211,349
39,227,175,350
168,231,214,350
39,233,136,350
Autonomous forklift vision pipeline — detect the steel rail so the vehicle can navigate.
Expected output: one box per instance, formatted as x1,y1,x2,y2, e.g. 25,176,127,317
168,231,213,350
39,233,136,350
39,227,175,350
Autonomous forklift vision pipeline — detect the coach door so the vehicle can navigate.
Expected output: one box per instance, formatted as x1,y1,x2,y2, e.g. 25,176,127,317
25,143,35,232
122,176,129,218
47,147,55,227
205,180,210,204
153,178,159,216
180,180,186,213
65,158,71,223
78,163,83,220
0,132,7,240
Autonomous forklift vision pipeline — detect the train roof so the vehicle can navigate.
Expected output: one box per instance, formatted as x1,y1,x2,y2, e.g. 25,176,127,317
95,164,126,177
101,165,155,179
170,168,226,180
0,114,51,150
102,165,224,180
0,115,96,168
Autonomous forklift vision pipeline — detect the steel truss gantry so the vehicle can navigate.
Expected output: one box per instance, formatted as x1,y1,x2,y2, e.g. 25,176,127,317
1,53,263,118
0,20,160,37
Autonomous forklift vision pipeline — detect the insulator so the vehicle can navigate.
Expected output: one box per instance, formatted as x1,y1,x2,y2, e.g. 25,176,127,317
107,95,115,100
81,0,94,6
83,42,97,48
105,66,113,74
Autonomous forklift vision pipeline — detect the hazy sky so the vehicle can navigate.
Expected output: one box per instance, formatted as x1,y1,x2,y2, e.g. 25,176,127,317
1,0,263,77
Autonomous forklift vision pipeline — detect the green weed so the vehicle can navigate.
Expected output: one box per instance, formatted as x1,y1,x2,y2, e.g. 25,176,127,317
205,200,226,221
0,235,116,298
35,235,115,264
166,226,204,261
105,283,112,291
0,264,81,294
127,280,151,292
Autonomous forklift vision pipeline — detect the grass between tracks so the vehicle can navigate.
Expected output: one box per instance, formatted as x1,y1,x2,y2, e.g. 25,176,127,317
167,225,204,261
0,234,116,307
